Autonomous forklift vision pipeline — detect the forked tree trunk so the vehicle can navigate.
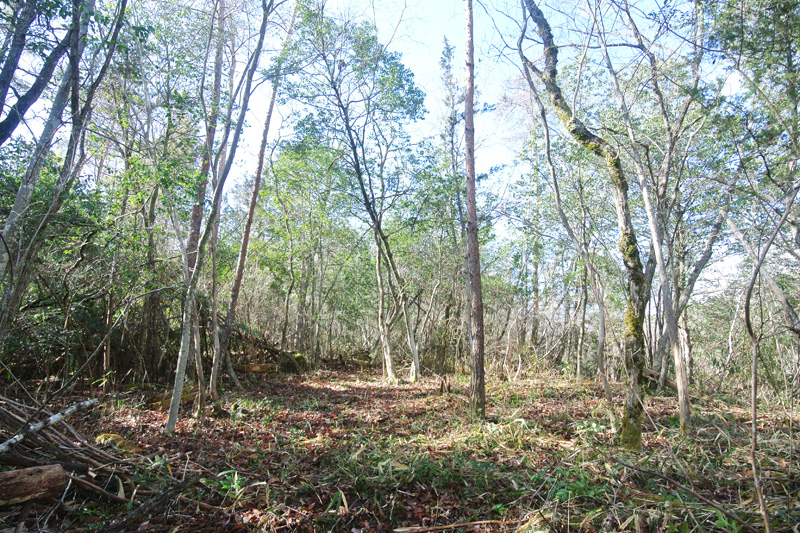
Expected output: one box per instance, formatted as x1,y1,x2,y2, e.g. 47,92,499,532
217,3,296,390
206,0,227,402
376,243,397,382
520,0,647,449
165,0,274,434
0,0,126,343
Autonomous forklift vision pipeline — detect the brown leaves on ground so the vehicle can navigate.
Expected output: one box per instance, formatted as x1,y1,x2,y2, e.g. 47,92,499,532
47,371,800,532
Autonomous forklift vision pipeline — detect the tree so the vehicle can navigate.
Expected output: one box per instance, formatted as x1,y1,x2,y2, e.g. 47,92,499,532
465,0,485,418
518,0,648,449
165,0,279,434
0,0,128,347
217,0,298,396
287,1,425,382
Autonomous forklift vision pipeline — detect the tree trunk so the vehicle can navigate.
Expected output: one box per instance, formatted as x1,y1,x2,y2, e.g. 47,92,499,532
402,293,421,382
218,2,296,388
165,0,274,434
520,0,647,449
206,0,227,402
191,306,205,419
465,0,485,418
104,189,128,392
376,245,397,383
139,185,161,379
576,264,588,381
0,0,125,342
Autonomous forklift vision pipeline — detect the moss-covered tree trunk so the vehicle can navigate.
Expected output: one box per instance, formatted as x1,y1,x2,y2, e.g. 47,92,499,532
520,0,647,450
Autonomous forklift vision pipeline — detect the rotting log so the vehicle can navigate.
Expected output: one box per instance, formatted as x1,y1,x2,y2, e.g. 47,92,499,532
146,385,197,410
232,363,278,374
0,464,66,507
643,367,711,403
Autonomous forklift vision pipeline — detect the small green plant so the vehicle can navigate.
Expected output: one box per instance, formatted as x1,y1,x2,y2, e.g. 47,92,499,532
665,414,681,429
201,469,262,507
576,419,607,440
553,469,606,503
713,510,743,532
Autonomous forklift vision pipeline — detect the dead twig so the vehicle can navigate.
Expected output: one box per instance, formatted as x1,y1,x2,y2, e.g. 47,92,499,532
612,458,757,533
99,472,202,533
394,519,518,532
65,473,130,504
0,399,98,453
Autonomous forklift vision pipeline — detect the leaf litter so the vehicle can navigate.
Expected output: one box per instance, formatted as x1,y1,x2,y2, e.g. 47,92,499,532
9,368,798,532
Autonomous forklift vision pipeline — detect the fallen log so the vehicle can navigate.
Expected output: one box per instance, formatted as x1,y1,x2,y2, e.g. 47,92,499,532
146,385,197,411
0,452,89,473
643,367,711,403
232,363,278,374
0,464,66,507
644,367,678,392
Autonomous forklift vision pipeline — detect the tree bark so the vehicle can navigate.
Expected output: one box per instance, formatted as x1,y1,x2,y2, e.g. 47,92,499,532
465,0,485,418
0,0,38,113
520,0,646,448
0,465,65,507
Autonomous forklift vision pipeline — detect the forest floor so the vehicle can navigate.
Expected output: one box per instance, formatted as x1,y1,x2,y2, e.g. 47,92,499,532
4,367,800,532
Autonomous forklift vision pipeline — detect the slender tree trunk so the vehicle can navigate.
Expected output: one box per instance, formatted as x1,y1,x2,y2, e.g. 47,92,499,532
208,207,222,401
376,244,397,382
191,306,205,418
576,264,588,381
207,0,228,402
218,3,296,388
294,256,310,353
465,0,485,418
138,185,160,379
182,0,229,411
739,190,797,533
165,0,273,434
281,250,296,351
103,188,128,392
520,0,646,448
0,0,124,339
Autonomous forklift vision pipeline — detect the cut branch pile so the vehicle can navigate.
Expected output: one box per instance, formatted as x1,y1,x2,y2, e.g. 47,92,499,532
0,396,123,474
228,327,304,374
0,393,207,530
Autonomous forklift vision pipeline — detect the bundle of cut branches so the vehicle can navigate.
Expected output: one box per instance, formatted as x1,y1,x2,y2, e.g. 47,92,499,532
0,394,137,507
0,392,214,532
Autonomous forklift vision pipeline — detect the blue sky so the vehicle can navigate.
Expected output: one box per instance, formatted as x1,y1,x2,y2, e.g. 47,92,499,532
238,0,522,182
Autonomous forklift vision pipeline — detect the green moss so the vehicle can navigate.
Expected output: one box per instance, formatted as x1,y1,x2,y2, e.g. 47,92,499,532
623,304,643,339
619,232,635,259
620,407,643,451
554,106,573,129
607,157,626,190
